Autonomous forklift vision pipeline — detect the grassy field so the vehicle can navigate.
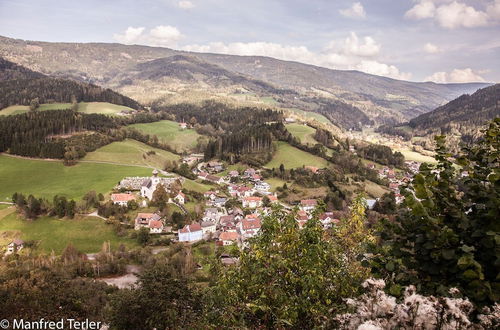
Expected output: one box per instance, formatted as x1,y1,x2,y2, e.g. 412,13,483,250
183,179,213,193
400,149,437,164
265,142,329,169
0,102,135,116
286,123,318,145
128,120,201,152
286,108,331,125
0,155,152,201
0,210,137,254
83,139,180,168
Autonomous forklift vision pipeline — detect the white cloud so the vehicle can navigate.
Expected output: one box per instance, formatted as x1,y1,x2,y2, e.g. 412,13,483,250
405,0,499,29
177,1,194,10
149,25,183,47
341,32,380,57
356,61,412,80
435,1,489,29
113,27,145,44
113,25,182,47
184,33,411,80
425,68,486,82
424,42,441,53
405,1,436,19
339,2,366,19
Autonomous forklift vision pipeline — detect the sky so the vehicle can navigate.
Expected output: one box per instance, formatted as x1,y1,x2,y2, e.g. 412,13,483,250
0,0,499,83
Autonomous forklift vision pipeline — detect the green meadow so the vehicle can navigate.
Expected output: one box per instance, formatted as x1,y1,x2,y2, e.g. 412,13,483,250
128,120,201,152
265,141,329,169
286,123,318,145
0,209,137,253
83,139,180,168
0,102,135,116
0,154,152,201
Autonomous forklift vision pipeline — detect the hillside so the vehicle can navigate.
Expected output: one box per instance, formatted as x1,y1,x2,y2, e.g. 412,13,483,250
408,83,500,133
0,35,490,128
0,57,143,110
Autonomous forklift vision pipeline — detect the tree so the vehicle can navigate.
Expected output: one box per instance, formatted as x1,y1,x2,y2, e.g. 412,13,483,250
29,97,39,111
204,204,369,328
137,227,150,246
369,119,500,305
151,184,169,210
372,192,396,214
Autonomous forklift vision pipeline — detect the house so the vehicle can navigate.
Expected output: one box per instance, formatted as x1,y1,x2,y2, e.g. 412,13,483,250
141,169,163,200
319,212,334,228
299,199,317,212
236,186,253,197
268,195,279,204
229,170,239,177
250,174,262,182
111,193,136,207
220,253,239,265
174,191,186,205
7,239,24,253
198,172,209,180
255,181,271,192
231,207,244,221
207,161,224,173
213,197,227,208
148,220,164,234
365,199,377,210
134,213,163,232
305,166,319,174
296,210,309,221
204,191,217,200
219,232,240,246
201,221,216,236
285,117,296,123
203,208,220,222
244,168,257,177
205,175,224,184
242,196,263,209
178,223,203,242
179,122,187,129
239,214,261,238
219,215,235,227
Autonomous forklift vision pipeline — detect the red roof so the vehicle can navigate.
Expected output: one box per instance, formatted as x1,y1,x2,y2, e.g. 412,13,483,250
268,195,278,201
220,231,239,241
149,220,163,229
180,223,202,233
137,213,156,220
305,166,319,173
242,218,261,230
111,193,136,202
244,196,262,202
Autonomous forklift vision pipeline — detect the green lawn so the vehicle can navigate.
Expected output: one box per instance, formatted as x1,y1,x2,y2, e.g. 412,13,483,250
400,149,437,164
183,179,213,193
0,212,137,254
0,102,135,116
83,139,180,168
286,123,318,145
128,120,201,152
265,142,329,169
0,155,152,201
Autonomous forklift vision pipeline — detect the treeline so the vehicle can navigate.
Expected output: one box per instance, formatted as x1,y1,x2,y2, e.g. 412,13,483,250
0,110,117,158
356,143,405,167
12,192,77,219
0,77,143,110
0,57,45,81
305,97,372,130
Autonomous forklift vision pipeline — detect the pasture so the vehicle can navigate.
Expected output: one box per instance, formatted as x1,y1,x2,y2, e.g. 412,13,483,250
0,102,135,116
286,123,318,145
265,142,329,169
128,120,201,152
0,154,152,201
83,139,180,168
0,210,137,254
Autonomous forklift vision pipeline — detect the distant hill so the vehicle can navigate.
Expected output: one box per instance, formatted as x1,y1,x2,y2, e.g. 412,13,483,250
409,84,500,136
0,35,491,128
0,58,143,110
0,57,45,81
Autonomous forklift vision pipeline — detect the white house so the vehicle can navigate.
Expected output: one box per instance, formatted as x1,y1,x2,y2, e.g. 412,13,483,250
219,231,240,246
299,199,317,212
141,170,163,200
7,239,24,253
178,223,203,242
201,221,216,236
255,181,271,192
239,214,261,238
134,213,163,232
111,193,136,207
174,191,186,205
242,196,263,209
148,220,164,234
